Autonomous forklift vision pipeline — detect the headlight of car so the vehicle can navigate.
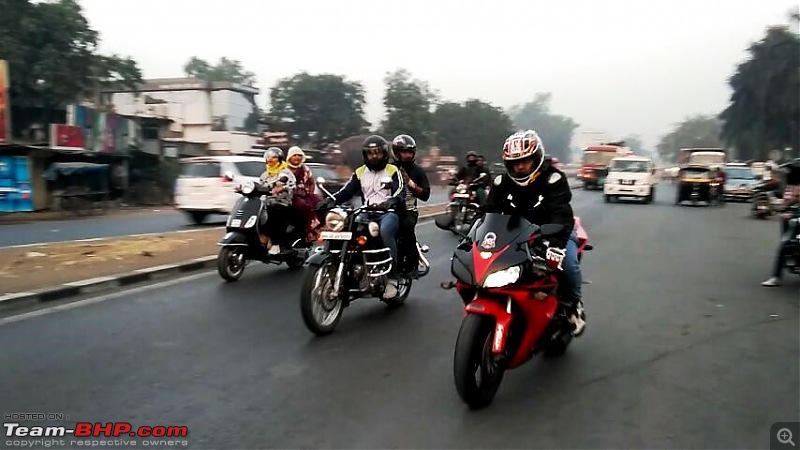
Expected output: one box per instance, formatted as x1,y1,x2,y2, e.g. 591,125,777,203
483,265,521,288
325,210,347,232
241,180,255,194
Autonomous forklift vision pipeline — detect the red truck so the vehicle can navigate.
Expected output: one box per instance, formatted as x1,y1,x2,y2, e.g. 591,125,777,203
580,143,633,190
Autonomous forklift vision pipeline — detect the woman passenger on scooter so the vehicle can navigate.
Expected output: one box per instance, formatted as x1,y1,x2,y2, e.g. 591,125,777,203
286,146,321,241
260,147,297,255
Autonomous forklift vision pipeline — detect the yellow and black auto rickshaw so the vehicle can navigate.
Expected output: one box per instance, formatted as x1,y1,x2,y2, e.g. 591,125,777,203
675,165,723,206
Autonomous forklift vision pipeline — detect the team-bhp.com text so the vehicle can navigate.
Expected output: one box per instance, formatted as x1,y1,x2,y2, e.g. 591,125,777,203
5,422,189,447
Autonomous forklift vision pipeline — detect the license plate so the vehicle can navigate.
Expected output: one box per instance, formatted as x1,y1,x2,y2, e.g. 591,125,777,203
453,193,470,198
320,231,353,240
621,180,634,185
230,219,242,227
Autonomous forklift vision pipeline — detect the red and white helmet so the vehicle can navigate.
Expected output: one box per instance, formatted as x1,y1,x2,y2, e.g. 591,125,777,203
502,130,545,186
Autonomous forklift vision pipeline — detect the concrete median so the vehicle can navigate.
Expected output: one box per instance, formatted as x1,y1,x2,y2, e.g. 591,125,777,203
0,203,450,312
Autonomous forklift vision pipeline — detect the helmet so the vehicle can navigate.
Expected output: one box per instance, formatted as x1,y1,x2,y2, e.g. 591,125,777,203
361,135,390,171
502,130,545,186
391,134,417,167
263,147,284,163
466,151,478,166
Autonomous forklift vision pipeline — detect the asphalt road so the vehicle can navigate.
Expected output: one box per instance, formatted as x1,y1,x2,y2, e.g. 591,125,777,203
1,185,797,449
0,187,453,248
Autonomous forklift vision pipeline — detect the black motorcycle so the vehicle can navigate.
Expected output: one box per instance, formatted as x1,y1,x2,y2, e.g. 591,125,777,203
299,176,431,336
216,176,311,282
446,173,488,234
751,180,781,219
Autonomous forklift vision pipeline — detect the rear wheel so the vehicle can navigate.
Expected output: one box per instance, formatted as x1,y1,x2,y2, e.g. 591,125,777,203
454,314,506,409
188,211,208,225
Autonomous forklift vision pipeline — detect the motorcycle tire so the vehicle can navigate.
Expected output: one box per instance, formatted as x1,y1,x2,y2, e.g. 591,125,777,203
217,247,246,282
300,260,343,336
453,313,505,409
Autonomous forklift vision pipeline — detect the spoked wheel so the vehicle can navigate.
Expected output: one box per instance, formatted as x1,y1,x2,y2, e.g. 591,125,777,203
453,314,506,409
217,247,246,282
300,261,343,335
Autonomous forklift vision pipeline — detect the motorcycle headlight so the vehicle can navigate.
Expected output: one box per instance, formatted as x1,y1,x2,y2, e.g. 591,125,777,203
483,265,521,288
456,184,467,193
241,180,255,194
325,210,346,231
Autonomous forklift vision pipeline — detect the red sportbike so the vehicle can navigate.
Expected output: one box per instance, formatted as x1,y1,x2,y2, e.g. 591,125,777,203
437,213,592,409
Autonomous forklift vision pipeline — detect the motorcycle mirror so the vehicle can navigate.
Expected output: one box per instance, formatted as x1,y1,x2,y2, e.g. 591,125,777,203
316,176,327,185
493,174,503,186
434,214,454,231
279,175,289,184
540,223,565,237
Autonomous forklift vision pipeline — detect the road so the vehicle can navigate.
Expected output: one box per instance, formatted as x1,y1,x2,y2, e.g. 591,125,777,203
1,185,797,449
0,187,453,248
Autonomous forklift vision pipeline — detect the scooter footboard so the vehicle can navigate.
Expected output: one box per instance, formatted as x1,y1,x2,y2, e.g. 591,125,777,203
465,299,513,355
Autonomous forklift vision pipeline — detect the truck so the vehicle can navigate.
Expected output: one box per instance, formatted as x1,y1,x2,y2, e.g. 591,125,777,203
580,141,633,190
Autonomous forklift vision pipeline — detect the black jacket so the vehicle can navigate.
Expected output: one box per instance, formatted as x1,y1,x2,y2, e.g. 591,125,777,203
455,165,491,186
483,163,575,249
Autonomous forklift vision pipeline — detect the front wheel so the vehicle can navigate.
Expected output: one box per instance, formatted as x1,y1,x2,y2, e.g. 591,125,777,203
217,247,246,282
454,314,506,409
300,260,344,336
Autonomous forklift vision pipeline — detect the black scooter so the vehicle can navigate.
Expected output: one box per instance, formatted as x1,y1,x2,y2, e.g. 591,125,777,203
217,175,311,282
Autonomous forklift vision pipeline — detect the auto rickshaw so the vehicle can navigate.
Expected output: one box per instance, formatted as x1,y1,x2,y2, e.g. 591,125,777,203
675,165,723,206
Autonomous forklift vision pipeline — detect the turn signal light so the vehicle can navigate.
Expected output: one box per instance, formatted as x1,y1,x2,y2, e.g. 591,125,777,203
356,235,368,246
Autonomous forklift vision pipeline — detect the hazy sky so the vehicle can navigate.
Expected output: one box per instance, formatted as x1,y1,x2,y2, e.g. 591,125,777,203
79,0,797,149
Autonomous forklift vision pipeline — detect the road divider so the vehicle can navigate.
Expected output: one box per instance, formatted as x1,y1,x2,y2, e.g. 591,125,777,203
0,203,450,312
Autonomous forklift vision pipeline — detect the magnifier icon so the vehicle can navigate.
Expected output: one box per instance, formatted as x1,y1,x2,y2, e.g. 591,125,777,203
778,428,796,446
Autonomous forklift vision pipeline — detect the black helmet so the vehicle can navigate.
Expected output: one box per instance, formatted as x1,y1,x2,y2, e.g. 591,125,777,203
361,135,390,171
391,134,417,168
466,151,478,166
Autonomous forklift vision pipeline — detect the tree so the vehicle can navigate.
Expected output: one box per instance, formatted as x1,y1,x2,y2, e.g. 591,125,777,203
432,99,514,163
183,56,257,87
719,25,800,160
380,69,437,147
656,115,725,162
267,72,370,146
0,0,141,109
508,93,580,162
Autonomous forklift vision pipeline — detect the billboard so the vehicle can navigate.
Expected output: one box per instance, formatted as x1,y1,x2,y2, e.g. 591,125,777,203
49,124,87,151
0,60,11,145
69,104,137,154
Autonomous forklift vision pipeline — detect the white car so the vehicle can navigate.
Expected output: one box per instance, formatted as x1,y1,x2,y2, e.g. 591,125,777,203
173,155,265,224
603,156,658,204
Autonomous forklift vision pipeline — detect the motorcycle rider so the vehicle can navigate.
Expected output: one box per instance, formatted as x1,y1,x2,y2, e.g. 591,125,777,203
316,135,406,298
391,134,431,278
258,147,298,255
482,130,585,335
762,158,800,287
454,151,491,206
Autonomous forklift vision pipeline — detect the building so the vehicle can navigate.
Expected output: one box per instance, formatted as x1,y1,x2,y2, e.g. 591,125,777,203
104,78,261,156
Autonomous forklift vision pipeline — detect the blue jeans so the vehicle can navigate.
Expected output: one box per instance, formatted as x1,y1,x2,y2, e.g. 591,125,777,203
562,232,582,305
377,212,400,273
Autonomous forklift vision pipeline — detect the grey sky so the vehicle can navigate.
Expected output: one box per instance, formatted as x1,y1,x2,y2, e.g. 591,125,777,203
79,0,798,149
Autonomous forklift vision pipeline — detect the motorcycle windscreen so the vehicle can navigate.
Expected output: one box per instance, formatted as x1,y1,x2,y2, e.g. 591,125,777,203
451,213,537,286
